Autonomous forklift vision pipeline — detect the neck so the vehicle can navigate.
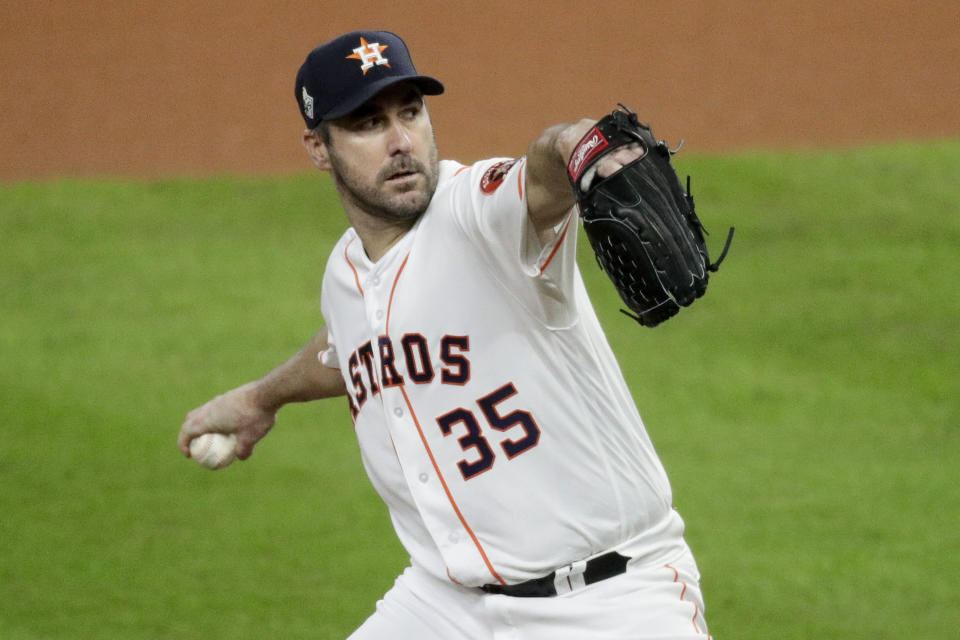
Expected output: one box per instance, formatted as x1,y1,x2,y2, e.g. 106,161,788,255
329,172,428,262
348,210,417,262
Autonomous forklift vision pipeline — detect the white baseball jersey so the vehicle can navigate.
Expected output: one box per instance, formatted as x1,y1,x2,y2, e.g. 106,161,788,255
319,157,684,588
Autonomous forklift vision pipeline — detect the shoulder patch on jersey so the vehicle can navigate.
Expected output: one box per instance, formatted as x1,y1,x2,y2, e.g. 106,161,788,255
479,159,519,195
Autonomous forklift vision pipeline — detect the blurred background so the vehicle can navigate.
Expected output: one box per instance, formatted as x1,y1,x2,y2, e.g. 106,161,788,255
2,0,958,181
2,2,958,639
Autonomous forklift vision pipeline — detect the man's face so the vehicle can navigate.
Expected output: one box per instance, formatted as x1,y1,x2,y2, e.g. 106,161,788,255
323,84,440,224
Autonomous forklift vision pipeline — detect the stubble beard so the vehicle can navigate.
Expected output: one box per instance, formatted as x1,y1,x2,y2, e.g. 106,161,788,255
328,143,440,225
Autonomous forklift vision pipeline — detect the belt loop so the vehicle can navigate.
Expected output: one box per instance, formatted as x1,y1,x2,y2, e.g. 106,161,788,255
553,559,588,595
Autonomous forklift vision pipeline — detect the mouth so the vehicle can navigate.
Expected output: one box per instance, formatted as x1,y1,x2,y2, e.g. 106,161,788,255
385,169,421,185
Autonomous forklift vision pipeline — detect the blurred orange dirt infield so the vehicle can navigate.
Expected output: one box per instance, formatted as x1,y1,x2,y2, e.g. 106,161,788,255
1,1,958,181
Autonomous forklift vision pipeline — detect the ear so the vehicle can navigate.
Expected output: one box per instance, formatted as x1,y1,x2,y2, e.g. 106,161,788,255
302,129,332,171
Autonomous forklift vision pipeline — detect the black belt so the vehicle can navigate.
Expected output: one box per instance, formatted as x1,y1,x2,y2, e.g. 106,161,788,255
480,551,629,598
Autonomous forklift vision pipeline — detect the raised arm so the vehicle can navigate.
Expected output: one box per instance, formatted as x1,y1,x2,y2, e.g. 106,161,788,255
525,119,643,243
177,328,346,461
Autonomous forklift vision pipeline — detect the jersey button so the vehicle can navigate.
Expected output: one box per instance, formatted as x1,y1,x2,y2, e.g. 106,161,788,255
448,532,460,544
393,407,403,417
372,276,381,286
418,473,429,483
375,310,384,320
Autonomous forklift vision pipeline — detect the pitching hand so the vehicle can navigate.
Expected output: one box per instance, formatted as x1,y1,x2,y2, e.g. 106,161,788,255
177,382,277,461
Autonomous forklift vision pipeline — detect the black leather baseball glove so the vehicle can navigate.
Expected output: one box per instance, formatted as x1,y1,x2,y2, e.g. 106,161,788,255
567,105,734,327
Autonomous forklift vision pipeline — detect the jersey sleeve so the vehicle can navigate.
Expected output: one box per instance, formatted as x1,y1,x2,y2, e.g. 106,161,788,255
318,325,339,369
446,157,580,322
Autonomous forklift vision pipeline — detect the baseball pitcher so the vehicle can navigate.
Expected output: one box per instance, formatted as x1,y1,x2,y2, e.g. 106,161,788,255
178,30,731,639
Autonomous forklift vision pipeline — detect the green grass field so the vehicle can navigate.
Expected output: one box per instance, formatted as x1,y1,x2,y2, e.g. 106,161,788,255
2,142,958,639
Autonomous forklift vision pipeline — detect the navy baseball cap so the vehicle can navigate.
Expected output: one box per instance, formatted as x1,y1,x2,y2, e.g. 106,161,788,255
295,30,444,127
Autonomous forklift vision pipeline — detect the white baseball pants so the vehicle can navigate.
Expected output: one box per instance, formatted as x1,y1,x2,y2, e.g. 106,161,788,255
347,546,710,640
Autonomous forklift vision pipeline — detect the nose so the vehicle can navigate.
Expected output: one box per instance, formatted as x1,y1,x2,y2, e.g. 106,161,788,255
386,120,414,156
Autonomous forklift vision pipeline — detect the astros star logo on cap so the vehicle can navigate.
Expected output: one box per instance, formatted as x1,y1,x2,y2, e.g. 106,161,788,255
346,37,390,75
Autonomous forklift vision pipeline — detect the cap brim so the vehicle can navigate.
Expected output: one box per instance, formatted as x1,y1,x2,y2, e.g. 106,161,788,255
323,75,445,121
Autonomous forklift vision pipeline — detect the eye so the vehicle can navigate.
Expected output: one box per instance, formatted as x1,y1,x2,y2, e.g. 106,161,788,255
402,102,423,120
357,116,383,131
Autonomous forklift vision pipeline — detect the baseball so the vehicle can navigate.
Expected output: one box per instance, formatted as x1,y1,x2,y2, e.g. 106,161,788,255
189,433,237,470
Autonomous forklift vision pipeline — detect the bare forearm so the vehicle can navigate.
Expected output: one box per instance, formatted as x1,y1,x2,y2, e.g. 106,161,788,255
251,329,346,412
178,329,346,461
527,124,575,193
526,117,645,237
525,123,578,230
525,120,601,234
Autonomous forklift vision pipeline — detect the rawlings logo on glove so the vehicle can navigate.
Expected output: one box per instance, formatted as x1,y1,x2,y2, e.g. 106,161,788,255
568,127,610,182
569,104,734,327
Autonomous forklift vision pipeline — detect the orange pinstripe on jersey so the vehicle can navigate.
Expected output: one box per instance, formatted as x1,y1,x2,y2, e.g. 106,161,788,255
517,159,526,199
344,237,364,296
385,253,410,334
399,384,506,585
538,216,571,275
383,247,505,586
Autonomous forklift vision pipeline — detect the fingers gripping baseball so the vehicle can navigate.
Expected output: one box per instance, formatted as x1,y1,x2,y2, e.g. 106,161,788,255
177,382,277,463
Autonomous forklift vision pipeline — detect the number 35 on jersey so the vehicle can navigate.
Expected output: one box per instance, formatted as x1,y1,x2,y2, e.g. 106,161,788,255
344,333,541,480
